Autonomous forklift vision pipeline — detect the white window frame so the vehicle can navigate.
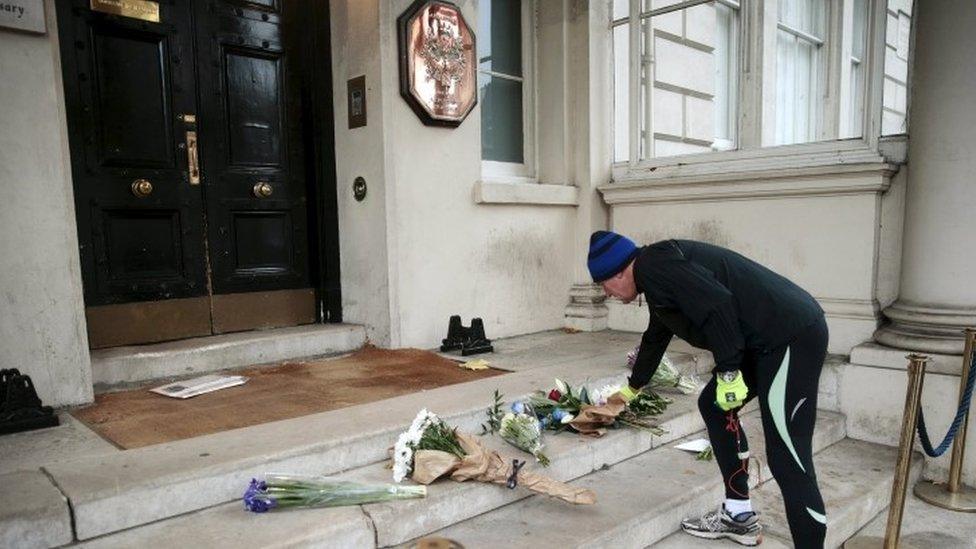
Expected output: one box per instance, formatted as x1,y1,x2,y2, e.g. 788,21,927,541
479,0,538,183
610,0,888,181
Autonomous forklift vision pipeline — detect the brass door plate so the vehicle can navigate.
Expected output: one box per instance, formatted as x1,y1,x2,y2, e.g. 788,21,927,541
90,0,160,23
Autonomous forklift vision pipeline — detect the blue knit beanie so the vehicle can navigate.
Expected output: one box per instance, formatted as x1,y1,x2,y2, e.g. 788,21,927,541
588,230,638,282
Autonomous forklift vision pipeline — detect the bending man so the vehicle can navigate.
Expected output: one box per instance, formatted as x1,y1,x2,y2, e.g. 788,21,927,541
588,231,828,548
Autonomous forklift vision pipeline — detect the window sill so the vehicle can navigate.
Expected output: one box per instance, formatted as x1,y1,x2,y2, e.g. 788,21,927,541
474,180,579,207
602,142,899,205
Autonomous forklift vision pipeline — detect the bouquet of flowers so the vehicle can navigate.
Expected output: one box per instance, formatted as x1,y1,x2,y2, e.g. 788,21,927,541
392,408,464,483
524,378,671,437
499,403,549,466
391,409,595,505
626,346,700,394
243,475,426,513
525,378,587,431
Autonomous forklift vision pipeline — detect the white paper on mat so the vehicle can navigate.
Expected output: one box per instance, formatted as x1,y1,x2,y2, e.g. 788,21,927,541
674,438,711,453
150,375,248,399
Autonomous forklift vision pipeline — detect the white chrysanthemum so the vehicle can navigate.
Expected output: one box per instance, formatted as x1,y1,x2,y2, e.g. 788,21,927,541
409,408,438,435
404,427,422,445
392,439,413,483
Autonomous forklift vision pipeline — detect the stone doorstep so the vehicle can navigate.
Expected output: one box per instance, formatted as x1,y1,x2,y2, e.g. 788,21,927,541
47,358,638,541
655,441,923,549
359,394,706,547
90,323,367,388
0,470,72,549
754,441,923,548
410,411,846,549
72,389,706,548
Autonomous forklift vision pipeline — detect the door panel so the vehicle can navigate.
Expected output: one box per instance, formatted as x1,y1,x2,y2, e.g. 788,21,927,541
224,50,283,167
194,1,312,296
91,29,174,167
60,0,208,307
102,209,184,280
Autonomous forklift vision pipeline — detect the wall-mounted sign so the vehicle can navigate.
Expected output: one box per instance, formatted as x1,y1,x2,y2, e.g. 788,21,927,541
397,0,476,127
347,75,367,129
0,0,46,34
90,0,159,23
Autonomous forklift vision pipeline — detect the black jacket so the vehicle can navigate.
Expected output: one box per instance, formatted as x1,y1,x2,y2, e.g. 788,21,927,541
629,239,824,389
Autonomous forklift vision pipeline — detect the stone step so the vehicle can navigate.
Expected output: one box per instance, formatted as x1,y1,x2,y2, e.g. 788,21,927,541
75,400,840,549
75,388,712,547
1,471,72,549
90,323,367,388
655,440,922,548
46,355,635,541
408,410,848,548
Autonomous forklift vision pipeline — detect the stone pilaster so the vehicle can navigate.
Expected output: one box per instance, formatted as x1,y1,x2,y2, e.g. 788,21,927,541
873,0,976,355
564,283,608,332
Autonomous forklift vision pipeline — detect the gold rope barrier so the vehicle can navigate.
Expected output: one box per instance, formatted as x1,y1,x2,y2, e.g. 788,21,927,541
913,327,976,512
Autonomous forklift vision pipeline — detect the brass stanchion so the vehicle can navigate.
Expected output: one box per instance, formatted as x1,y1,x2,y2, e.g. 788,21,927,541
913,328,976,512
846,355,928,549
884,354,928,548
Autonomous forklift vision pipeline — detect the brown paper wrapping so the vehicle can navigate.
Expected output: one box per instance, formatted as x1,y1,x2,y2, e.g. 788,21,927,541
568,393,628,437
409,433,596,505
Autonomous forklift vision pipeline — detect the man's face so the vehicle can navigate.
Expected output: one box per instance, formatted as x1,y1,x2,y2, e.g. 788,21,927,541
601,269,638,303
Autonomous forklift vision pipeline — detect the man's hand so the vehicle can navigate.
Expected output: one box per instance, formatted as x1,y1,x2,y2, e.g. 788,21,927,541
715,370,748,412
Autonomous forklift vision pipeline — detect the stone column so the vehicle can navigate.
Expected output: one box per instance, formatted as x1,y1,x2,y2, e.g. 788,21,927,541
874,0,976,354
563,0,611,331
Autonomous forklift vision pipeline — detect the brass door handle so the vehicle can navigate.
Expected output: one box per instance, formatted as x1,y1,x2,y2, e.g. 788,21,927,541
131,179,153,198
253,181,273,198
186,130,200,185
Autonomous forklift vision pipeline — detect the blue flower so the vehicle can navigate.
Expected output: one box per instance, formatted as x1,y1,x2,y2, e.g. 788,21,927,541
243,478,276,513
540,416,551,429
552,409,568,422
511,401,526,415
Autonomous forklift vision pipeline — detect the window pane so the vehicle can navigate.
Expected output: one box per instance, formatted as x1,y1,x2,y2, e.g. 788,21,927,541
478,0,522,77
843,0,868,138
779,0,824,37
882,0,912,135
774,0,825,146
479,73,524,163
613,0,629,20
713,2,738,150
637,2,737,159
613,23,630,162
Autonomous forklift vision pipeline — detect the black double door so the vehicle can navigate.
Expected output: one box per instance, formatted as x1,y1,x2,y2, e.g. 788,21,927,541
58,0,326,348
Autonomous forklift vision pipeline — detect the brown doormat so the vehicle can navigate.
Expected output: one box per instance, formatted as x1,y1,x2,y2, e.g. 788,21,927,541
72,346,506,449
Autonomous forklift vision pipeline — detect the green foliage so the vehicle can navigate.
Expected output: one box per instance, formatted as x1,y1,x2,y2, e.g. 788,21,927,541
480,389,505,435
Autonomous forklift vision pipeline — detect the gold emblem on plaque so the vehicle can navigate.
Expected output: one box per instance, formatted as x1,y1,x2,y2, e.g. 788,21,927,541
90,0,160,23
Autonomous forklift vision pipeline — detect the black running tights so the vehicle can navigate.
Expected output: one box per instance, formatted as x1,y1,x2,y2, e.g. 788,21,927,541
698,317,829,549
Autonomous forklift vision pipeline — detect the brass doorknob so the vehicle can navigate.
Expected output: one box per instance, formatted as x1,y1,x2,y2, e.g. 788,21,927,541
131,179,153,198
253,181,273,198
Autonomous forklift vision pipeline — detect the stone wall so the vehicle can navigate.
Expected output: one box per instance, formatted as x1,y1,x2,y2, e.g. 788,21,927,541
0,0,92,407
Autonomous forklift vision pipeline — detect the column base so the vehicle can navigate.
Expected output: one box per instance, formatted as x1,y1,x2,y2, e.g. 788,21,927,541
564,283,608,332
874,301,976,355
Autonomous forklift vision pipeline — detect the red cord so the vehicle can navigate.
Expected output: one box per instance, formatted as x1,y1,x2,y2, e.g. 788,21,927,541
725,410,750,499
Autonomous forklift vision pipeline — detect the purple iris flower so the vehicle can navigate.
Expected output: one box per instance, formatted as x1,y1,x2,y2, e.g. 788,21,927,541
243,478,277,513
